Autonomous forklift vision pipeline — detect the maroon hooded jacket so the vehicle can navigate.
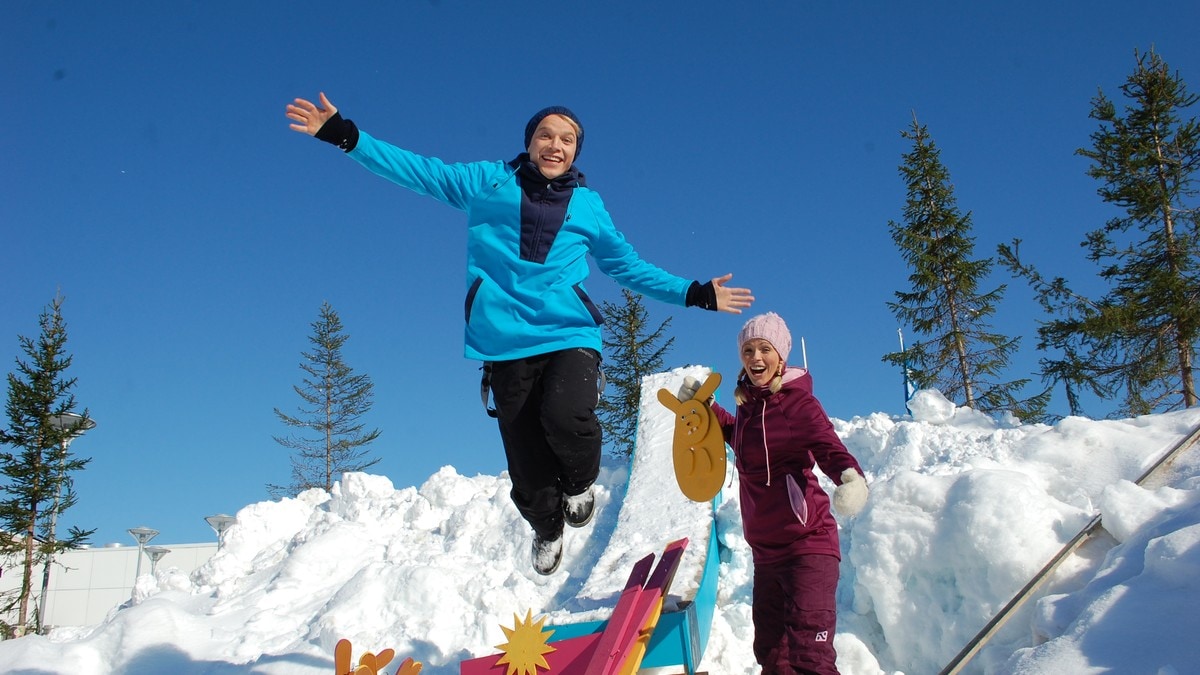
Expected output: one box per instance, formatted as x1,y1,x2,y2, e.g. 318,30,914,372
712,367,863,566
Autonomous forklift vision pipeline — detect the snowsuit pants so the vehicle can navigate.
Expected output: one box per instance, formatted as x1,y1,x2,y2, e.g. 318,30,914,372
753,553,841,674
489,347,602,540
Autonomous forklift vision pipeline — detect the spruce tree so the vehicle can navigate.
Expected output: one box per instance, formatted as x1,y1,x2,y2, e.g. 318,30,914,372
1000,48,1200,416
0,295,94,636
884,115,1047,419
597,289,675,458
269,302,381,497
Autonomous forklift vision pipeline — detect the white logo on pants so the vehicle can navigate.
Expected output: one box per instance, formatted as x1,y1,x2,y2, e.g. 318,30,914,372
815,630,828,642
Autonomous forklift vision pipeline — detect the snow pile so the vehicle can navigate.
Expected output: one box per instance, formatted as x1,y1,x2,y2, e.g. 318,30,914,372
1,381,1198,674
835,390,1200,674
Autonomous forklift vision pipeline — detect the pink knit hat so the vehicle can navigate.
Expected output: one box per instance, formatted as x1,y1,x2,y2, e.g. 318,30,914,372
737,312,792,363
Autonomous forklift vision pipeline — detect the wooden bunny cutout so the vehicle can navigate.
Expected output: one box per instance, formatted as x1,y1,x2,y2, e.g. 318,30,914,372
334,638,422,675
656,372,726,502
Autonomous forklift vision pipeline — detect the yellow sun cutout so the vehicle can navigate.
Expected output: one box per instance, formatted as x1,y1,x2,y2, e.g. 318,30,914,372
493,609,557,675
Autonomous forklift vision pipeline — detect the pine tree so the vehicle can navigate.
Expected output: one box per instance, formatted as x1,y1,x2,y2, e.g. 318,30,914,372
269,302,381,497
0,295,94,636
884,115,1047,420
597,289,675,458
1000,48,1200,417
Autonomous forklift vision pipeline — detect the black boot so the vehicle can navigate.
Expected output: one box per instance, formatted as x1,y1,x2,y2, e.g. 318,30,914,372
531,531,563,575
563,486,595,528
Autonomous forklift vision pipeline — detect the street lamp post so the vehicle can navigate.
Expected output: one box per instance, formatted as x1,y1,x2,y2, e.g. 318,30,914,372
127,526,159,581
38,412,96,633
143,546,171,575
205,514,237,549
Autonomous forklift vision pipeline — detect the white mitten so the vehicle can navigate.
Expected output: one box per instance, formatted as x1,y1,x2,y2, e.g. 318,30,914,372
833,468,868,517
676,375,703,402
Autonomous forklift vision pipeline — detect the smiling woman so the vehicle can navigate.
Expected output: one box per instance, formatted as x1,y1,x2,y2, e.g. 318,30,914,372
705,311,868,673
284,92,755,576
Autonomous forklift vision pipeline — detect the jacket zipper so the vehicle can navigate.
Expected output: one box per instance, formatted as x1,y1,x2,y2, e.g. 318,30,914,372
526,183,551,262
735,398,773,486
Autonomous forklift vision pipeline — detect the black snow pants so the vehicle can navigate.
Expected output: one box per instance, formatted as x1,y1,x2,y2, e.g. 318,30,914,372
488,347,602,540
753,553,841,674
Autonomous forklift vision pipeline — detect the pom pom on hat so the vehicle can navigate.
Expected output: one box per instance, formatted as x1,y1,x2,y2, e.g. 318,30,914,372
737,312,792,363
524,106,584,158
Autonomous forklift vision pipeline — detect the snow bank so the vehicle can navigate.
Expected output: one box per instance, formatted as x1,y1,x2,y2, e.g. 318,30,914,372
1,386,1198,675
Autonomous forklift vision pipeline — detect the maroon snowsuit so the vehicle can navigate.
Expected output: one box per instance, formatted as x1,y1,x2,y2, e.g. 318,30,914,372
712,367,863,675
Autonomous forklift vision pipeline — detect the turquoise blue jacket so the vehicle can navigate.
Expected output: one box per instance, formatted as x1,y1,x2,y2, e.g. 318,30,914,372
348,131,694,361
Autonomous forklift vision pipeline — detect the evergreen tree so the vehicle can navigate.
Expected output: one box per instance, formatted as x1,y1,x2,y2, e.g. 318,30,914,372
597,289,675,458
1000,48,1200,417
0,295,94,636
884,115,1047,419
269,302,381,497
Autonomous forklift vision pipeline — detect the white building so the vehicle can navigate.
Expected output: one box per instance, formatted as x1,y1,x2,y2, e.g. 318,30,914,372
1,539,219,631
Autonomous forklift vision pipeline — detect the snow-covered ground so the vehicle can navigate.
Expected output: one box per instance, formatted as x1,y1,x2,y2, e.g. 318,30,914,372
2,367,1198,674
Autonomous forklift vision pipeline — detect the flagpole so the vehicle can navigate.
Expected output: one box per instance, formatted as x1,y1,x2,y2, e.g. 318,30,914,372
898,328,912,413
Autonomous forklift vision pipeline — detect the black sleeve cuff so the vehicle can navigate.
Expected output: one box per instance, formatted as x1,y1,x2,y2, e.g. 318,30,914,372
685,280,718,311
314,111,360,152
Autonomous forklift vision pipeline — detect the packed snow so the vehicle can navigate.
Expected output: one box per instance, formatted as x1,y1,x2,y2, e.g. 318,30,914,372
2,366,1199,674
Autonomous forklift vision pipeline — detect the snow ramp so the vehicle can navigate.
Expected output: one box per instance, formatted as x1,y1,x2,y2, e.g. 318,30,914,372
550,365,723,674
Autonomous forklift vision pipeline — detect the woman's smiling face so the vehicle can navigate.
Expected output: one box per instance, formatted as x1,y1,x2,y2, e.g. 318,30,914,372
526,114,579,179
741,338,782,387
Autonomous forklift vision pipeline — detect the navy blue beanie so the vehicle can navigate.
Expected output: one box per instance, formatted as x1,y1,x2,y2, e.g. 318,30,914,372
524,106,584,158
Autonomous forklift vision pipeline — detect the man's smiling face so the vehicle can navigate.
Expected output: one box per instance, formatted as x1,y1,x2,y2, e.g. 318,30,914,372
526,114,579,180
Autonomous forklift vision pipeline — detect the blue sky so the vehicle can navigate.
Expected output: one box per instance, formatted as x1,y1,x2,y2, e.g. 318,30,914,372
5,1,1199,547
